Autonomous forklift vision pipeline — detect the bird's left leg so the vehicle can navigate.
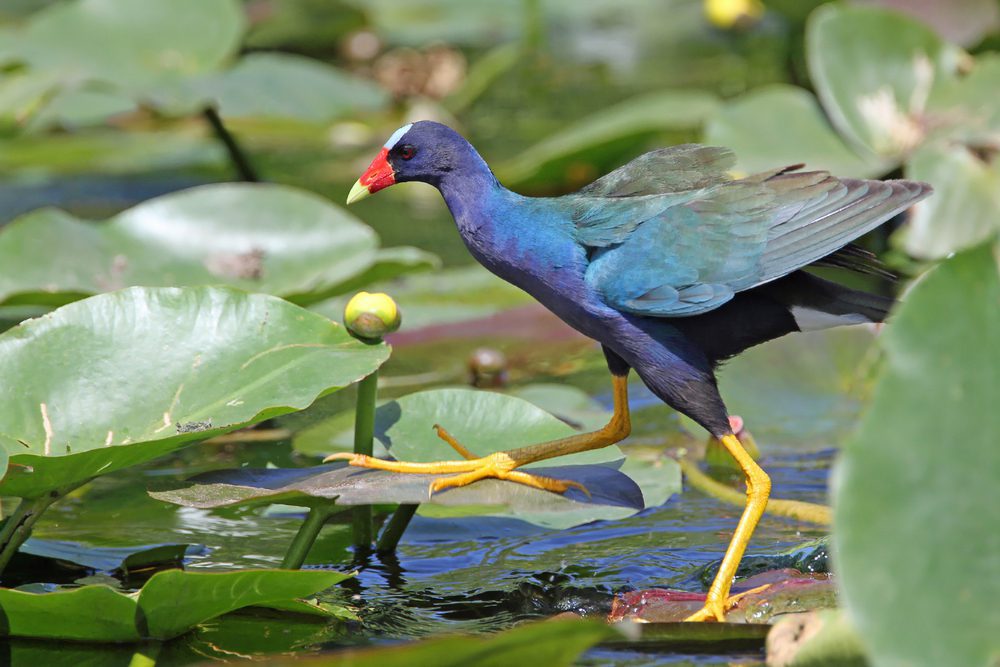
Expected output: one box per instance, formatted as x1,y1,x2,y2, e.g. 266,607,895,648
684,430,771,622
325,372,632,495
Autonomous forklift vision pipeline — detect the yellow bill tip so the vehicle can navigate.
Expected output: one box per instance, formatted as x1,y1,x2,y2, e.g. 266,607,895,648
346,179,371,205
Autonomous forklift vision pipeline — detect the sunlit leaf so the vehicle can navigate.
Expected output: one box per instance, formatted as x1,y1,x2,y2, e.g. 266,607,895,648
704,85,883,177
807,4,962,161
899,143,1000,259
0,286,389,498
0,568,349,642
0,183,385,308
852,0,1000,47
9,0,245,93
213,53,388,123
834,242,1000,667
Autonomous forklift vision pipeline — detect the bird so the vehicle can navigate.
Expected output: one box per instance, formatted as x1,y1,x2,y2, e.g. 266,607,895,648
334,120,932,622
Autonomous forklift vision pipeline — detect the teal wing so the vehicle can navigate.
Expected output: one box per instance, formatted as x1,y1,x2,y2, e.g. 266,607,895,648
578,164,930,317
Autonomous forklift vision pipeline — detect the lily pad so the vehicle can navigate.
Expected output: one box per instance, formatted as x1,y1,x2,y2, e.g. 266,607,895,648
807,4,962,160
13,539,199,577
0,568,349,642
212,52,388,123
704,84,883,177
156,388,682,529
834,242,1000,667
149,461,643,514
265,617,616,667
497,89,720,186
8,0,245,96
0,183,418,308
0,286,389,498
899,142,1000,259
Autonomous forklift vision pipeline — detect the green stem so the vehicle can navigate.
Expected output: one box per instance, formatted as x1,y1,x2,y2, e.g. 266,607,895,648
201,105,260,182
376,504,418,554
0,493,60,578
352,370,379,551
128,642,162,667
281,503,339,570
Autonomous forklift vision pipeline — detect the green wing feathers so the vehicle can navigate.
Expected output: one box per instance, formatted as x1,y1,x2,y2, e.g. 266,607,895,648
577,146,932,318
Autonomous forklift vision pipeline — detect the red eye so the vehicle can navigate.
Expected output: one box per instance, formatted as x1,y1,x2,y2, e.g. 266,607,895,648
399,144,416,160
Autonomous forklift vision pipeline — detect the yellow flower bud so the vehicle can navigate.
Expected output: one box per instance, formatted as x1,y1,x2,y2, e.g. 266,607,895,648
705,0,764,30
344,291,401,339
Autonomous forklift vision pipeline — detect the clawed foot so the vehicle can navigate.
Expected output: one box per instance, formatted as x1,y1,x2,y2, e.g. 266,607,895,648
323,424,590,497
683,583,772,622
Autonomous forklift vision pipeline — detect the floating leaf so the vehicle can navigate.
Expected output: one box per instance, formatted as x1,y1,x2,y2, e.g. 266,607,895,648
497,90,719,186
13,538,199,576
853,0,1000,47
900,143,1000,259
834,242,1000,667
150,460,643,516
807,5,962,161
0,568,349,642
9,0,245,94
0,183,394,308
0,286,389,498
704,85,883,177
265,617,616,667
212,53,387,123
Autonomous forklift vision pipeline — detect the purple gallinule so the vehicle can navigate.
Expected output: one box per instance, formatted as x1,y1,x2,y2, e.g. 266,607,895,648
335,121,931,621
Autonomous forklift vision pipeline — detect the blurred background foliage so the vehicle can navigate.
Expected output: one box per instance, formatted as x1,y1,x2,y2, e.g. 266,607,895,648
2,0,995,273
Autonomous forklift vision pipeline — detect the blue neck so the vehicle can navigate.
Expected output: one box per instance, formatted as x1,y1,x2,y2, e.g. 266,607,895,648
436,146,506,234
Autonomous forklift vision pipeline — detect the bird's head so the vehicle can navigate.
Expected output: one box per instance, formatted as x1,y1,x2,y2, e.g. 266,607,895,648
346,121,474,205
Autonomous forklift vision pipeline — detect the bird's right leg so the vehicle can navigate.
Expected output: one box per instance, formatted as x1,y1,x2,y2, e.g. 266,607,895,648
325,372,632,496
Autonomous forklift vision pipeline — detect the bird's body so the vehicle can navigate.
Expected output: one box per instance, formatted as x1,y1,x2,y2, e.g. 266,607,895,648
420,126,923,435
338,120,932,621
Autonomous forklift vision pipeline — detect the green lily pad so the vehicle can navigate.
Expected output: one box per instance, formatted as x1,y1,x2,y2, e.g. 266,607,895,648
899,143,1000,260
0,183,405,308
9,0,245,95
265,617,616,667
807,4,962,161
0,286,389,498
497,89,719,186
834,241,1000,667
149,460,644,515
14,538,199,576
704,84,883,178
156,388,681,529
0,568,349,642
212,52,388,123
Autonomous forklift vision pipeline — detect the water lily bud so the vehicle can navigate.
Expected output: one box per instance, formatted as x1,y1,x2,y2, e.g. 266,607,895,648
344,292,401,339
704,0,764,30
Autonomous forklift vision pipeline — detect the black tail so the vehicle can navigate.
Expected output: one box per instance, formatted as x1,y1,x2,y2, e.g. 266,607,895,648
767,271,895,330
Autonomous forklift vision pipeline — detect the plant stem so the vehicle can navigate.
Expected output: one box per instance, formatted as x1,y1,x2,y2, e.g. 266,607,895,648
352,371,379,551
376,504,418,554
128,642,162,667
0,493,59,577
281,503,339,570
678,457,832,525
201,105,260,182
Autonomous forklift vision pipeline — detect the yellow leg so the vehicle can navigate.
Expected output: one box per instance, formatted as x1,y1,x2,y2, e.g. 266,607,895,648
325,375,632,496
684,432,771,622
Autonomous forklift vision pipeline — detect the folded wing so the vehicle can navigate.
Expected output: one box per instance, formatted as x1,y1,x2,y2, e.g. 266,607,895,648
574,145,931,317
